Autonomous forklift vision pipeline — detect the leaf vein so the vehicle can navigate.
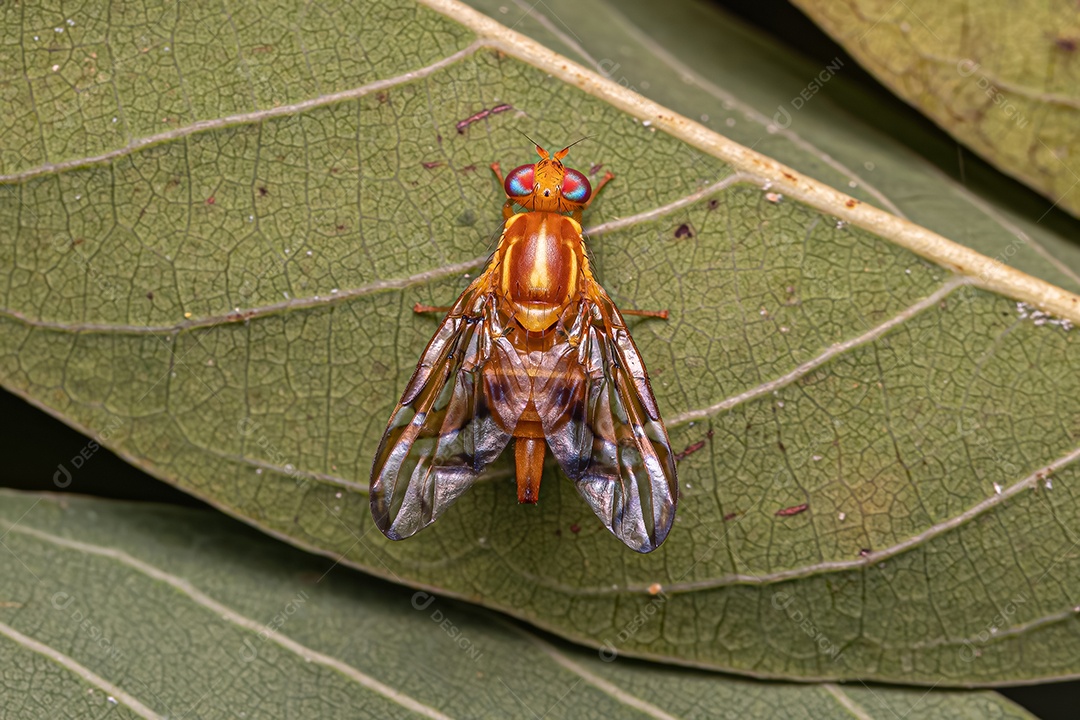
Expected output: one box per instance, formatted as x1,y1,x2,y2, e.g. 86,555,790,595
0,620,162,719
0,41,485,185
2,523,455,720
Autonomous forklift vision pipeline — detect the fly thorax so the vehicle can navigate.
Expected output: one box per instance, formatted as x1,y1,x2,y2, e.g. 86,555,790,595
500,213,582,333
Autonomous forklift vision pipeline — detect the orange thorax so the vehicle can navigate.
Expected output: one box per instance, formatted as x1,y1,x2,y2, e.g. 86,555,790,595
496,212,584,335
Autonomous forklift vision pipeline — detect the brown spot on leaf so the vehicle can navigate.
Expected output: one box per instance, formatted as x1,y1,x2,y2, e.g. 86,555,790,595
675,440,705,462
421,161,445,170
456,103,513,134
205,196,216,205
258,186,268,197
1054,36,1078,52
570,523,581,534
674,223,694,239
775,503,809,517
845,198,859,208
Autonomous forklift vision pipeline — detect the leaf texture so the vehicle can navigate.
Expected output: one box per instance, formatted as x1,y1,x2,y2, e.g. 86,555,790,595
0,491,1037,719
2,0,1080,686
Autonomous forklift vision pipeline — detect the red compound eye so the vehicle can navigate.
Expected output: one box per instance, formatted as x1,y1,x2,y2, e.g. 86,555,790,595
504,165,535,198
560,168,591,203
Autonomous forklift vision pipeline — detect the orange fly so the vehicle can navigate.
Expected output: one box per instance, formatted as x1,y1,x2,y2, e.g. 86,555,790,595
370,143,678,552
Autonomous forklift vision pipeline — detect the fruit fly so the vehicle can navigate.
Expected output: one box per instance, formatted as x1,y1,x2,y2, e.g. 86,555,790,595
370,143,678,552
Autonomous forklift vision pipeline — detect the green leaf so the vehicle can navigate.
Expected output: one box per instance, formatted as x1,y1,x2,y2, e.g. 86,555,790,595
789,0,1080,219
462,0,1080,289
3,0,1080,687
0,490,1037,719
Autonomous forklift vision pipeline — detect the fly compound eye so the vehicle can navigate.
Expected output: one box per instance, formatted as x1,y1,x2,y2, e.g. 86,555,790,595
560,168,592,204
505,164,535,198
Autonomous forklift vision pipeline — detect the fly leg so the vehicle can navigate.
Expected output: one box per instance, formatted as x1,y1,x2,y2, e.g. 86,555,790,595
620,308,669,320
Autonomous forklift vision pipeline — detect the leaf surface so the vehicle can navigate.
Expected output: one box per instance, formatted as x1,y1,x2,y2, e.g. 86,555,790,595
463,0,1080,288
0,491,1038,719
2,0,1080,686
790,0,1080,218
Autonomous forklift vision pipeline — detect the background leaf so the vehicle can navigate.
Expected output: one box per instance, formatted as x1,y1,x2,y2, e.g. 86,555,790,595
0,490,1038,719
462,0,1080,286
2,0,1080,689
789,0,1080,219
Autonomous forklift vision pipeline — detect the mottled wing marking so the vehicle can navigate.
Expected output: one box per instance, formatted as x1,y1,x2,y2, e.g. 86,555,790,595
535,290,678,552
370,279,529,540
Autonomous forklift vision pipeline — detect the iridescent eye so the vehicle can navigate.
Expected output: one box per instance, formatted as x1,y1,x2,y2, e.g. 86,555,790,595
505,165,535,198
560,168,592,203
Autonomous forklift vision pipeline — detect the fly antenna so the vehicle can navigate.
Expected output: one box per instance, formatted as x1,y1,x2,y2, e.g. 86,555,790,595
555,136,589,160
516,130,547,158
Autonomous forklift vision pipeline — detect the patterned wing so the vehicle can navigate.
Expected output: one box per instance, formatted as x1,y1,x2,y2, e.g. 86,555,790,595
370,279,529,540
534,291,678,552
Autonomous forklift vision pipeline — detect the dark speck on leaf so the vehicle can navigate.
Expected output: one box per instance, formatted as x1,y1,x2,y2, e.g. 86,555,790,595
456,209,477,227
707,198,720,210
570,523,581,534
775,503,808,517
258,186,268,197
146,291,154,300
674,223,694,239
1055,36,1078,52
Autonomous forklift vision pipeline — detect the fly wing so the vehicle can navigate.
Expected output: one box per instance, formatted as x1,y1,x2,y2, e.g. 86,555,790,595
370,280,529,540
535,293,678,552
